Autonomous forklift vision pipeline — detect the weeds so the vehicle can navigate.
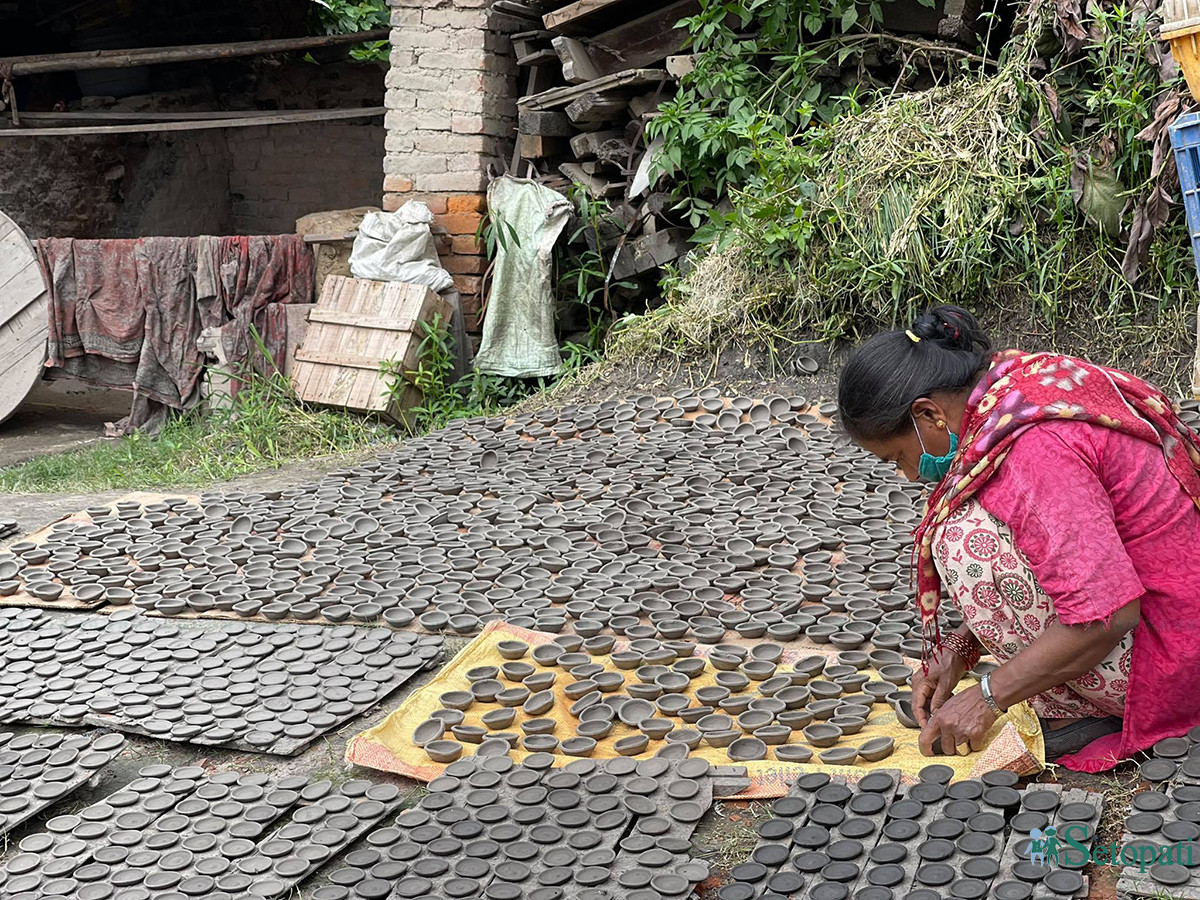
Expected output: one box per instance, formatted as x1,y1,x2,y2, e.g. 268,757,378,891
621,1,1197,392
385,317,542,433
0,368,390,494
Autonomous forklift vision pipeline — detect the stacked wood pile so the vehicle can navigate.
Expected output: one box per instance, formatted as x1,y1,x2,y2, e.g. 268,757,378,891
481,0,984,320
487,0,698,308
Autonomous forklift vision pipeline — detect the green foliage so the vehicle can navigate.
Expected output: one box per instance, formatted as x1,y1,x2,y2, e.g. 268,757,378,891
0,366,390,493
558,187,638,313
309,0,390,61
384,316,540,433
647,0,896,232
634,0,1195,366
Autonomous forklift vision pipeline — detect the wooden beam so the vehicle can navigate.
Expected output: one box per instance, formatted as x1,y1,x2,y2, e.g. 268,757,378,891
18,109,358,123
565,92,627,126
595,137,634,165
666,54,696,77
0,107,385,137
517,108,576,136
2,30,390,77
569,129,622,158
517,133,570,158
302,232,358,243
611,227,690,279
551,36,601,84
518,68,669,111
628,91,667,118
582,0,699,74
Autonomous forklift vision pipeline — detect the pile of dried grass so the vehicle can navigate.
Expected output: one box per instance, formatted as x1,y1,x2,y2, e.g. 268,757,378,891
614,30,1046,360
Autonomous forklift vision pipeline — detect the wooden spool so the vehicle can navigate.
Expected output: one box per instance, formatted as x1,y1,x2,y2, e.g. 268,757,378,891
0,212,49,426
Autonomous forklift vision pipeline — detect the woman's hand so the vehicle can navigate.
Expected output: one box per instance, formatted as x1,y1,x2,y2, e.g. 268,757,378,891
911,647,968,728
918,685,997,756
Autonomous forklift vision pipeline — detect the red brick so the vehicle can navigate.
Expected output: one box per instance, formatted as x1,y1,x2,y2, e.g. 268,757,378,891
448,194,487,213
443,254,488,274
385,191,449,215
437,211,485,235
422,195,449,215
459,292,482,331
453,274,484,294
383,174,414,193
450,234,483,255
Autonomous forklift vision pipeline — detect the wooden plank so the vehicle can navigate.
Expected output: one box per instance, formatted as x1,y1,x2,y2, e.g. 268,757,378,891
3,29,391,76
294,350,408,371
0,212,47,425
517,134,570,159
517,108,576,136
582,0,698,73
610,226,689,278
517,48,560,66
569,129,622,159
565,92,627,125
543,0,640,34
306,309,420,331
0,107,385,137
518,69,669,110
18,109,340,123
551,36,601,84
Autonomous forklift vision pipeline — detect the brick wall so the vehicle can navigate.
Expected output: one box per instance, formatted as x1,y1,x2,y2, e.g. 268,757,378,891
228,121,385,234
383,0,519,329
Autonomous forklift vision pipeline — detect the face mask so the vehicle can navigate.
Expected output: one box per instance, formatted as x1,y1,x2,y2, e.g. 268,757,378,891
912,415,959,483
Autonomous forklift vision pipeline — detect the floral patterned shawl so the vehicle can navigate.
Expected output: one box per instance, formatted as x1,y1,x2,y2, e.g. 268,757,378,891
914,350,1200,653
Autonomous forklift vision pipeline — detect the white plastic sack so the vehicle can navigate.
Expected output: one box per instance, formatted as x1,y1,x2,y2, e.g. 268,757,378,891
474,177,572,379
349,202,454,292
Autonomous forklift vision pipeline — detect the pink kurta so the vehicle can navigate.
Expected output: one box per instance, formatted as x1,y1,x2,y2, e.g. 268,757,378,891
973,419,1200,771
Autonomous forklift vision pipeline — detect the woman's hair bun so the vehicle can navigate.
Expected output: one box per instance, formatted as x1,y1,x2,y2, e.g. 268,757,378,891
910,305,990,354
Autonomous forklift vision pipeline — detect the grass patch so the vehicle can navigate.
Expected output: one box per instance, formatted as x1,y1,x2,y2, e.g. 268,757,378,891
0,371,392,494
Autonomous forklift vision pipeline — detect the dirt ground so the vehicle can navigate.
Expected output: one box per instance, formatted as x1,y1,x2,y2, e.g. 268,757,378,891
0,352,1161,898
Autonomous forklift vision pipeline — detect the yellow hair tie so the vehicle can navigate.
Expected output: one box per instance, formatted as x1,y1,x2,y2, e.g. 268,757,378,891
906,330,921,343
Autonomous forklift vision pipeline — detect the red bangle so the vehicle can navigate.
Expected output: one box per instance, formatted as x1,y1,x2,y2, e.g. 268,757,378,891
941,632,982,670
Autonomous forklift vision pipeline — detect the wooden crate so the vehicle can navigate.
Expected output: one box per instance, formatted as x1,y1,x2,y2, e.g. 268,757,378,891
291,276,449,423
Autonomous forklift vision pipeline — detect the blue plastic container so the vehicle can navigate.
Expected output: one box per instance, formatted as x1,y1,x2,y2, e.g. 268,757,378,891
1170,110,1200,277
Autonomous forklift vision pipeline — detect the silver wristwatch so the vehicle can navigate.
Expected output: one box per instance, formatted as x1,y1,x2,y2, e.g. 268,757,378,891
980,672,1006,716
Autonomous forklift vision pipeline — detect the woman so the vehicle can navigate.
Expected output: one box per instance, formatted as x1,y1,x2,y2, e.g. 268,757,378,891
837,305,1200,771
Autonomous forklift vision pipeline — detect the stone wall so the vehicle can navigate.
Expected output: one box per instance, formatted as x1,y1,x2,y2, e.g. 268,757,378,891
0,60,385,240
383,0,519,329
0,132,233,239
228,121,385,234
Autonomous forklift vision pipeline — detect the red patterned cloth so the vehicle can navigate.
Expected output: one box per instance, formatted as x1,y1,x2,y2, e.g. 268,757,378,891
37,235,314,431
933,497,1133,719
914,351,1200,771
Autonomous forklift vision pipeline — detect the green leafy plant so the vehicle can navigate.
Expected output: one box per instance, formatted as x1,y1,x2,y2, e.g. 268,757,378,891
619,1,1196,391
309,0,390,61
382,316,540,433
